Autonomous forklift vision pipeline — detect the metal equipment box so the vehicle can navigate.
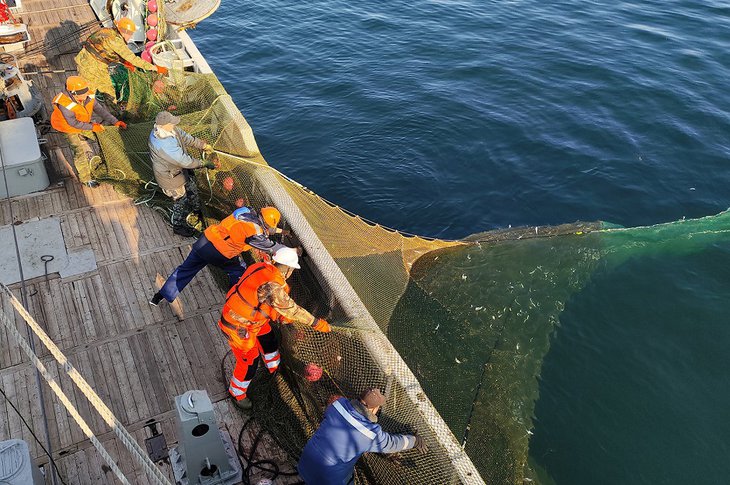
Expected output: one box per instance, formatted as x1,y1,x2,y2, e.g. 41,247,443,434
170,390,242,485
0,117,48,197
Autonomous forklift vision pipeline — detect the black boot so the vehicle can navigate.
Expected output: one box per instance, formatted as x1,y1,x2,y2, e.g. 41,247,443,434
173,225,196,237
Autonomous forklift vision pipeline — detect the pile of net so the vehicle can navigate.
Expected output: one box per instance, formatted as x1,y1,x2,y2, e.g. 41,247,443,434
95,70,730,484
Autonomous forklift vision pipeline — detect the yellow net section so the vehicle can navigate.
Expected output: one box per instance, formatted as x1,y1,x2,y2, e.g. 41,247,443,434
96,70,472,484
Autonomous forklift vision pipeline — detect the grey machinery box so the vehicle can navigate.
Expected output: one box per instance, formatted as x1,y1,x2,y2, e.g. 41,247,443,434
170,390,242,485
0,117,49,198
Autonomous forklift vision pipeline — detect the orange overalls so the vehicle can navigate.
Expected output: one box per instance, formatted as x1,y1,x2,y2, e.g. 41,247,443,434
219,261,290,401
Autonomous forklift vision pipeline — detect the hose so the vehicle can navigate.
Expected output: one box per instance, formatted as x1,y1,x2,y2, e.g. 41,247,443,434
219,350,302,485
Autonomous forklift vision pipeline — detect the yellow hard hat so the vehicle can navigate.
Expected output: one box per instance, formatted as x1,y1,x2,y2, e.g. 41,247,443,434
116,17,137,33
65,76,89,94
260,207,281,229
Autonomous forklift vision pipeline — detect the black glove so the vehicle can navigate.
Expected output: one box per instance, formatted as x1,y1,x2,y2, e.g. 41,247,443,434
278,228,291,237
413,435,428,455
202,160,216,169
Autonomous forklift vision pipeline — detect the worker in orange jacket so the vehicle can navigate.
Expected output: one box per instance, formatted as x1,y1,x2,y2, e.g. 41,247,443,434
220,246,331,410
149,206,286,306
50,75,127,187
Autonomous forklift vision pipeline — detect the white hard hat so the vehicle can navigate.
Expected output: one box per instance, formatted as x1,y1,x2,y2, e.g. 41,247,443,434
272,246,300,269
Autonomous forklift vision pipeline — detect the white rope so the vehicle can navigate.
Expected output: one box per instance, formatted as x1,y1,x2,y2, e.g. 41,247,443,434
0,283,173,485
0,305,130,484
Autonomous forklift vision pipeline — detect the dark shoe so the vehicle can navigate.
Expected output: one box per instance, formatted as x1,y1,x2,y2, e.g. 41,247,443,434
85,180,100,188
233,397,252,410
149,292,164,306
173,225,196,237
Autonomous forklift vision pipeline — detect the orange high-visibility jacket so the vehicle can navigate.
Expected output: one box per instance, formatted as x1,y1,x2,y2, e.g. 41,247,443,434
50,92,96,134
218,262,289,351
204,211,269,259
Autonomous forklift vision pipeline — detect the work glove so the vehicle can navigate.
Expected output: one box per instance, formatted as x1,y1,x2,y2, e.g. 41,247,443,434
312,318,331,333
156,65,169,76
122,61,136,72
91,123,105,133
413,434,428,455
203,143,214,155
202,160,217,169
114,121,127,129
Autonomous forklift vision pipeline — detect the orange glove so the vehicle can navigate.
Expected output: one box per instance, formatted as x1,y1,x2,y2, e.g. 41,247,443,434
312,318,331,333
91,123,105,133
122,61,137,72
115,121,127,129
156,65,169,76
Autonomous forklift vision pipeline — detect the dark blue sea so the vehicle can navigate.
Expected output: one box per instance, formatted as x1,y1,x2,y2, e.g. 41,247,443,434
192,1,730,483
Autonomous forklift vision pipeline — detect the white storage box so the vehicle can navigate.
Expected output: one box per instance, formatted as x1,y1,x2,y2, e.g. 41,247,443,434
0,23,30,53
0,439,44,485
0,117,48,197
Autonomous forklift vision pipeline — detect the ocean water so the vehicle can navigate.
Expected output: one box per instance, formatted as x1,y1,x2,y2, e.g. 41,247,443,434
192,1,730,483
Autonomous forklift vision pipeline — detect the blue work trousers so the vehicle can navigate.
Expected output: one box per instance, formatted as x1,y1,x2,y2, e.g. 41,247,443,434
160,234,246,302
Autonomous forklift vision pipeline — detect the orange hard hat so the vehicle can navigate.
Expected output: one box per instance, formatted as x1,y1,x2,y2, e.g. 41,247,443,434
65,76,89,94
116,17,137,33
260,207,281,229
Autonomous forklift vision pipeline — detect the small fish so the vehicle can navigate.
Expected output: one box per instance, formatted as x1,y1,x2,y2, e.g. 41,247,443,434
474,306,484,311
434,323,440,331
455,357,462,364
461,274,467,280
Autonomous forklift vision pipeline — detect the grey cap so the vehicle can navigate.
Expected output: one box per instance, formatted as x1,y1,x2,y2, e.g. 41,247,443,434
155,110,181,125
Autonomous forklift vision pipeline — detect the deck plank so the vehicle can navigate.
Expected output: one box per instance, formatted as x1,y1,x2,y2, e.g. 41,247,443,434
0,2,297,481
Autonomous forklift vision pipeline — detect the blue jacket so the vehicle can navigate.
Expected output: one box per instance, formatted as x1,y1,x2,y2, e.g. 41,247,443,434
298,398,416,485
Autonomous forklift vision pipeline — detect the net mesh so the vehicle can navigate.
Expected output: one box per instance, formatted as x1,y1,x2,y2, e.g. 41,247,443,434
94,70,730,484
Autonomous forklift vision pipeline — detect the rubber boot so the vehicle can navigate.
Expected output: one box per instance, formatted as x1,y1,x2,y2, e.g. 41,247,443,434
234,397,252,410
173,225,196,237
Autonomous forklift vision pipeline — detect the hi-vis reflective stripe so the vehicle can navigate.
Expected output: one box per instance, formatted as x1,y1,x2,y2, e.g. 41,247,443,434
332,400,376,440
228,386,246,397
400,435,414,451
231,376,250,389
263,351,280,368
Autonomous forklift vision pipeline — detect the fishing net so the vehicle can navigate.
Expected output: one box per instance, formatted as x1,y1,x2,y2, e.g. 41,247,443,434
94,70,730,484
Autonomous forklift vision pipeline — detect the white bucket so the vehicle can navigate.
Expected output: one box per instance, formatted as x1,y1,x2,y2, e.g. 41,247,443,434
150,39,194,71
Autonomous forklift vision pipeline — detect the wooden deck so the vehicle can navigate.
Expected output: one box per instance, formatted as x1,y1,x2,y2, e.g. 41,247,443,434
0,2,299,484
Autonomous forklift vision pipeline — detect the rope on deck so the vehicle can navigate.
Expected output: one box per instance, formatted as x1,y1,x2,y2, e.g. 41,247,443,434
0,283,173,485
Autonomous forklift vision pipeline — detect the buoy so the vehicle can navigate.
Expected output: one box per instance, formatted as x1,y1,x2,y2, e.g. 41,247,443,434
145,40,156,50
147,0,158,12
147,13,158,27
141,49,153,63
304,363,323,382
222,177,234,191
152,79,165,94
146,28,157,41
